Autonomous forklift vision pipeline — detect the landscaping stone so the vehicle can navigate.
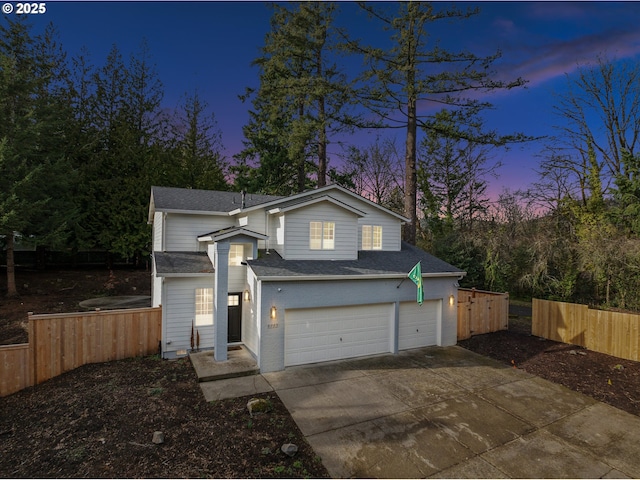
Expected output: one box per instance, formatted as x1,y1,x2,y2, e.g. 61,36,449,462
152,431,165,444
247,398,271,417
281,443,298,457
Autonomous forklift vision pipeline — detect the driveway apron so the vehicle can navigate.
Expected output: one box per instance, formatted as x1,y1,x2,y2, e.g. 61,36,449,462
262,346,640,479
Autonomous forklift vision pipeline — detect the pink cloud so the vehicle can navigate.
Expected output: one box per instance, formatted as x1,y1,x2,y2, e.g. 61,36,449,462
501,28,640,87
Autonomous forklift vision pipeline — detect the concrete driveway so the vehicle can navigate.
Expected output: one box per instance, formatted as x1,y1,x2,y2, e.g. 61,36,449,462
258,346,640,478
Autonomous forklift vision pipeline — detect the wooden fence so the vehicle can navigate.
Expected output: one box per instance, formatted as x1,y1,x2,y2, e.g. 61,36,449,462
457,288,509,340
533,299,640,361
0,307,162,397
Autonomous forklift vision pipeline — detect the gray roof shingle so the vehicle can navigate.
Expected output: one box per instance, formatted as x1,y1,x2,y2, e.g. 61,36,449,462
151,186,283,213
248,242,464,279
154,252,214,276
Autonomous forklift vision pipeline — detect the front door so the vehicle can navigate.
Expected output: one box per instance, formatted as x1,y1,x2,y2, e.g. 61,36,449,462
227,293,242,343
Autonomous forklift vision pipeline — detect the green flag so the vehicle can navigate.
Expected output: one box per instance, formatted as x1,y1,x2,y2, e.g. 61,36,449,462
408,262,424,305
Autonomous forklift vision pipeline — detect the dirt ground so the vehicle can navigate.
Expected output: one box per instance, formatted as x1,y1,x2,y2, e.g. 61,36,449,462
0,356,328,478
0,268,152,345
1,269,639,477
459,318,640,418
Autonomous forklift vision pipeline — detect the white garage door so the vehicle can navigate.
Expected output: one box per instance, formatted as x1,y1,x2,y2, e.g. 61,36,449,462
285,303,392,366
398,300,440,350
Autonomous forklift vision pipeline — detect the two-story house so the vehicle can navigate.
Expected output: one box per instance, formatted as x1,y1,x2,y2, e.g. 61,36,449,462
148,184,465,372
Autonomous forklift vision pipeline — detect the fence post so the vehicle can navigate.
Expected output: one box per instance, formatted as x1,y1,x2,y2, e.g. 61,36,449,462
28,312,36,388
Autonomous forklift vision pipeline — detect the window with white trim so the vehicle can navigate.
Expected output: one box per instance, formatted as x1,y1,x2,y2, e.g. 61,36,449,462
362,225,382,250
229,244,244,266
310,221,335,250
195,288,213,326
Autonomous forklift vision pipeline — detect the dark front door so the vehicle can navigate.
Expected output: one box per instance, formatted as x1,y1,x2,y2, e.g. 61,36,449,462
227,293,242,343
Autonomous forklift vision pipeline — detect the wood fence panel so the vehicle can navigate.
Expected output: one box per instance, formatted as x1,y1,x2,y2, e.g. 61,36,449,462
457,299,471,341
0,344,31,397
27,307,162,386
533,299,640,362
532,299,589,346
457,289,509,340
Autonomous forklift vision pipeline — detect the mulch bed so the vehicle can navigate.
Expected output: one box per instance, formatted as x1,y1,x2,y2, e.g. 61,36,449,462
459,330,640,417
0,355,329,478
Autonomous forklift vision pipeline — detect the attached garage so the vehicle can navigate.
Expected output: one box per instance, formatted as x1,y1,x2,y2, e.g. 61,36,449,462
284,303,393,366
398,300,440,350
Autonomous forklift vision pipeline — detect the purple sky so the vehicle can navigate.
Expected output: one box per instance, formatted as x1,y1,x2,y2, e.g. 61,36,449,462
13,1,640,197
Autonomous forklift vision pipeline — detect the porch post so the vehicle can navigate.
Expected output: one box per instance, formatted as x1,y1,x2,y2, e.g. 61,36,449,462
214,241,230,361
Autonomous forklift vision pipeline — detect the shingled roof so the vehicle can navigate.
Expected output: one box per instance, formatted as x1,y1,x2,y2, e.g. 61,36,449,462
154,252,214,276
150,186,282,214
248,242,464,279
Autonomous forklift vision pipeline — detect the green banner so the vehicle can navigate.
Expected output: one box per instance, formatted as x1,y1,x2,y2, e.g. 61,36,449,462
407,262,423,305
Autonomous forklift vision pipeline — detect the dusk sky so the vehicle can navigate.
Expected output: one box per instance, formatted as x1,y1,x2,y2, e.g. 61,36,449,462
9,1,640,197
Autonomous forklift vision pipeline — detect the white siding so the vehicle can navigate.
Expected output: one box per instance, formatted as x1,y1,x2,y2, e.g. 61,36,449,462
152,211,164,251
152,273,162,307
242,268,259,357
267,213,285,256
284,202,358,260
165,213,233,251
235,210,268,249
327,190,403,251
163,276,215,357
228,266,246,292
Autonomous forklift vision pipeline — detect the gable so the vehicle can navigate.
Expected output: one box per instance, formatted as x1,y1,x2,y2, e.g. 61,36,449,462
231,184,409,222
281,201,359,261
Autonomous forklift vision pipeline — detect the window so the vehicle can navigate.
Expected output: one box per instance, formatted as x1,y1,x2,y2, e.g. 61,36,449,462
362,225,382,250
229,244,244,266
195,288,213,326
310,221,335,250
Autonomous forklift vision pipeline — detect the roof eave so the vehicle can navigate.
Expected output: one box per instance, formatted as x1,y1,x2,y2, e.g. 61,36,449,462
155,208,231,216
252,271,466,282
156,272,214,278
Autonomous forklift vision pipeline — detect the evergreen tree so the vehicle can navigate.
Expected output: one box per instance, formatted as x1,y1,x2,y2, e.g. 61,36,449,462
0,17,73,295
168,91,228,190
239,2,353,193
346,2,527,244
84,42,165,266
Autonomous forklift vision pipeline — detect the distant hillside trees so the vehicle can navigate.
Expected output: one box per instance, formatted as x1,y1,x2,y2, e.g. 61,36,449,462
0,16,228,296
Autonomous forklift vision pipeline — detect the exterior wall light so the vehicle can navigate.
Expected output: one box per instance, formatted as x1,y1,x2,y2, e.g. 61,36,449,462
449,295,455,306
270,305,277,319
244,290,250,302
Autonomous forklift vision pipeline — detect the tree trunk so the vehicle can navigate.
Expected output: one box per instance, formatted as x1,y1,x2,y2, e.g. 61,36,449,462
317,99,327,187
404,97,418,245
297,103,306,193
317,47,327,188
6,233,18,298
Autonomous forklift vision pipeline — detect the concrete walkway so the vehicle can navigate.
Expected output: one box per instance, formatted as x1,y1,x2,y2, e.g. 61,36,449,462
200,346,640,478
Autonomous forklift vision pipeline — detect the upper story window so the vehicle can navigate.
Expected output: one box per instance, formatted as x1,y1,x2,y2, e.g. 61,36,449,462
229,244,244,266
310,221,335,250
362,225,382,250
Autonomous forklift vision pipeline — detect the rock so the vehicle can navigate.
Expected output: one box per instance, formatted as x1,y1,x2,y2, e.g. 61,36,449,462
152,431,165,444
247,398,272,417
569,350,578,355
281,443,298,457
577,351,587,356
